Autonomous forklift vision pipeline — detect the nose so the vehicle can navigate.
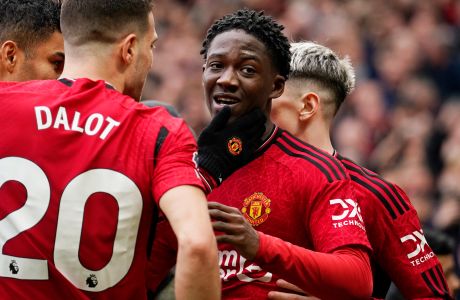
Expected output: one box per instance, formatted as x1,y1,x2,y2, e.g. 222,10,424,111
216,67,238,92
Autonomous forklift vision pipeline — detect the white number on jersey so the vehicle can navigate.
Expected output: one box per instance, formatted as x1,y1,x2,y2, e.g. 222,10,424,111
0,157,143,291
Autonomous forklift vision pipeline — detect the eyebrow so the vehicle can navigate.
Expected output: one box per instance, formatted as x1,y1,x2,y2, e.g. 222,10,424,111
51,52,65,60
207,51,262,62
239,52,261,62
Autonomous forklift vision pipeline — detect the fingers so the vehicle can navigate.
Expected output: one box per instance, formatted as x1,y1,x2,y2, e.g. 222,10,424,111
267,292,317,300
276,279,306,294
208,201,241,214
205,106,232,132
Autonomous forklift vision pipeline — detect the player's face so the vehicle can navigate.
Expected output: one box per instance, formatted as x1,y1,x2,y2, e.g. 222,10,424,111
271,82,302,132
128,12,157,101
202,29,284,121
14,31,64,81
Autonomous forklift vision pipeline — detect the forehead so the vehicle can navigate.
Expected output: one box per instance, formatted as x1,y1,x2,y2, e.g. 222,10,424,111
147,12,158,40
32,31,64,55
207,29,268,60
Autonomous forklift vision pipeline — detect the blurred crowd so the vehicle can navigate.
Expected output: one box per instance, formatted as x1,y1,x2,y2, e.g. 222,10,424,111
144,0,460,274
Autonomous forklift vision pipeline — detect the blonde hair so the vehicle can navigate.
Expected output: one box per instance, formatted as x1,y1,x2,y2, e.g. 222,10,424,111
289,42,355,112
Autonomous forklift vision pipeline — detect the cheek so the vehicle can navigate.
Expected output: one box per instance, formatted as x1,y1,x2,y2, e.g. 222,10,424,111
202,75,213,97
270,100,295,128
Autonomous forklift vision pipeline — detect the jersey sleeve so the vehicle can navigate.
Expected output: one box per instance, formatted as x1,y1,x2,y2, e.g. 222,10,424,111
367,184,452,299
152,119,204,201
254,232,373,299
308,178,371,253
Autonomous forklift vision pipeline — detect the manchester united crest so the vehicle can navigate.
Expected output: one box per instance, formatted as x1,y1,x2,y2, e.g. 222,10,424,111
241,192,271,226
227,137,243,156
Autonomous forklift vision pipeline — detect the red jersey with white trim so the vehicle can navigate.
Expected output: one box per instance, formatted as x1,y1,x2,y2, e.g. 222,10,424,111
209,129,371,299
337,154,452,299
0,79,203,299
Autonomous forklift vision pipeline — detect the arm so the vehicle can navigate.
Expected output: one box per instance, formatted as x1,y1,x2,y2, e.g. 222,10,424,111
146,219,177,292
150,117,220,300
209,202,372,300
340,157,452,299
367,185,452,299
256,233,372,300
159,186,220,300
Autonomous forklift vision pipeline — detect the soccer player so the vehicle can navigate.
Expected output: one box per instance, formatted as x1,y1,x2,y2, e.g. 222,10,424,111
148,9,373,300
269,41,452,299
0,0,64,81
0,0,221,299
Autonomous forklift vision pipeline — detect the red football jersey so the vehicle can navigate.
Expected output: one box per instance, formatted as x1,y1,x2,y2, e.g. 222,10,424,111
0,79,203,299
338,154,451,299
208,129,371,299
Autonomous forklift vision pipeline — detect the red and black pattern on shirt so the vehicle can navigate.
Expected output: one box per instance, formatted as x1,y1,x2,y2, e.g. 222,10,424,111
275,130,348,182
421,265,451,299
337,154,411,219
337,154,452,299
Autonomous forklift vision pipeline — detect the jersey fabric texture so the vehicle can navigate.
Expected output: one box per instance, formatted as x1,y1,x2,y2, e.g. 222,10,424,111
209,128,371,299
0,79,203,299
337,154,452,299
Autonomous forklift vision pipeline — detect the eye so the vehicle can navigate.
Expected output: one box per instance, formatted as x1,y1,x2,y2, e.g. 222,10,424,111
241,66,256,75
208,61,223,71
51,58,64,74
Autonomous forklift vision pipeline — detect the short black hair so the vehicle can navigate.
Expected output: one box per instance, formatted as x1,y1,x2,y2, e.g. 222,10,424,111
61,0,154,46
0,0,61,57
200,9,291,79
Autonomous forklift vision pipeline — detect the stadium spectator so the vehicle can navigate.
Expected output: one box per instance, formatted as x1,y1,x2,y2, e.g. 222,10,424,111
0,0,64,81
269,41,452,299
0,0,220,299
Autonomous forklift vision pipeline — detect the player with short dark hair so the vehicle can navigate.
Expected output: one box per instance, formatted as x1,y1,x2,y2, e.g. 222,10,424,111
148,9,373,300
269,41,452,299
0,0,221,299
0,0,64,81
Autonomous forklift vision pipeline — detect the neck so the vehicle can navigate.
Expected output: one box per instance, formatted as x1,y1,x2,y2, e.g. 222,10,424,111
60,47,124,93
297,119,334,155
263,120,276,141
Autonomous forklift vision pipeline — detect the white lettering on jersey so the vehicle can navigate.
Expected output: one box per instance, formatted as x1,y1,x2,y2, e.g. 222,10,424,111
34,106,120,140
330,199,365,231
400,229,434,266
218,250,272,283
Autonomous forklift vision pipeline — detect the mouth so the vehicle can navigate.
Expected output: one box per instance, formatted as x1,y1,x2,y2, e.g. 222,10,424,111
213,94,240,107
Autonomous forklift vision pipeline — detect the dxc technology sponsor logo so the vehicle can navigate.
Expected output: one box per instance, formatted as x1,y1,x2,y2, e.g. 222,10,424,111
329,199,365,231
400,230,434,266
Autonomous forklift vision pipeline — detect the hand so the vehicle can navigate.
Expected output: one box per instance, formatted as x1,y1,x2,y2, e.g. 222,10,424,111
197,106,266,184
268,279,319,300
208,201,259,260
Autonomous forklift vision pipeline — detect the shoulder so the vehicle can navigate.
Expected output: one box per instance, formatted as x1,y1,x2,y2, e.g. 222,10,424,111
273,130,348,183
337,154,413,219
0,80,64,94
141,100,180,117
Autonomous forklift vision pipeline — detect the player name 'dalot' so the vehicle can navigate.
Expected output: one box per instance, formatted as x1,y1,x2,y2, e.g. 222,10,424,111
34,106,121,140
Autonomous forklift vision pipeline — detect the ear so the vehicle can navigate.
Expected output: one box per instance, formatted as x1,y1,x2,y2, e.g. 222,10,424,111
269,75,286,99
0,41,19,73
119,34,137,65
299,92,320,122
